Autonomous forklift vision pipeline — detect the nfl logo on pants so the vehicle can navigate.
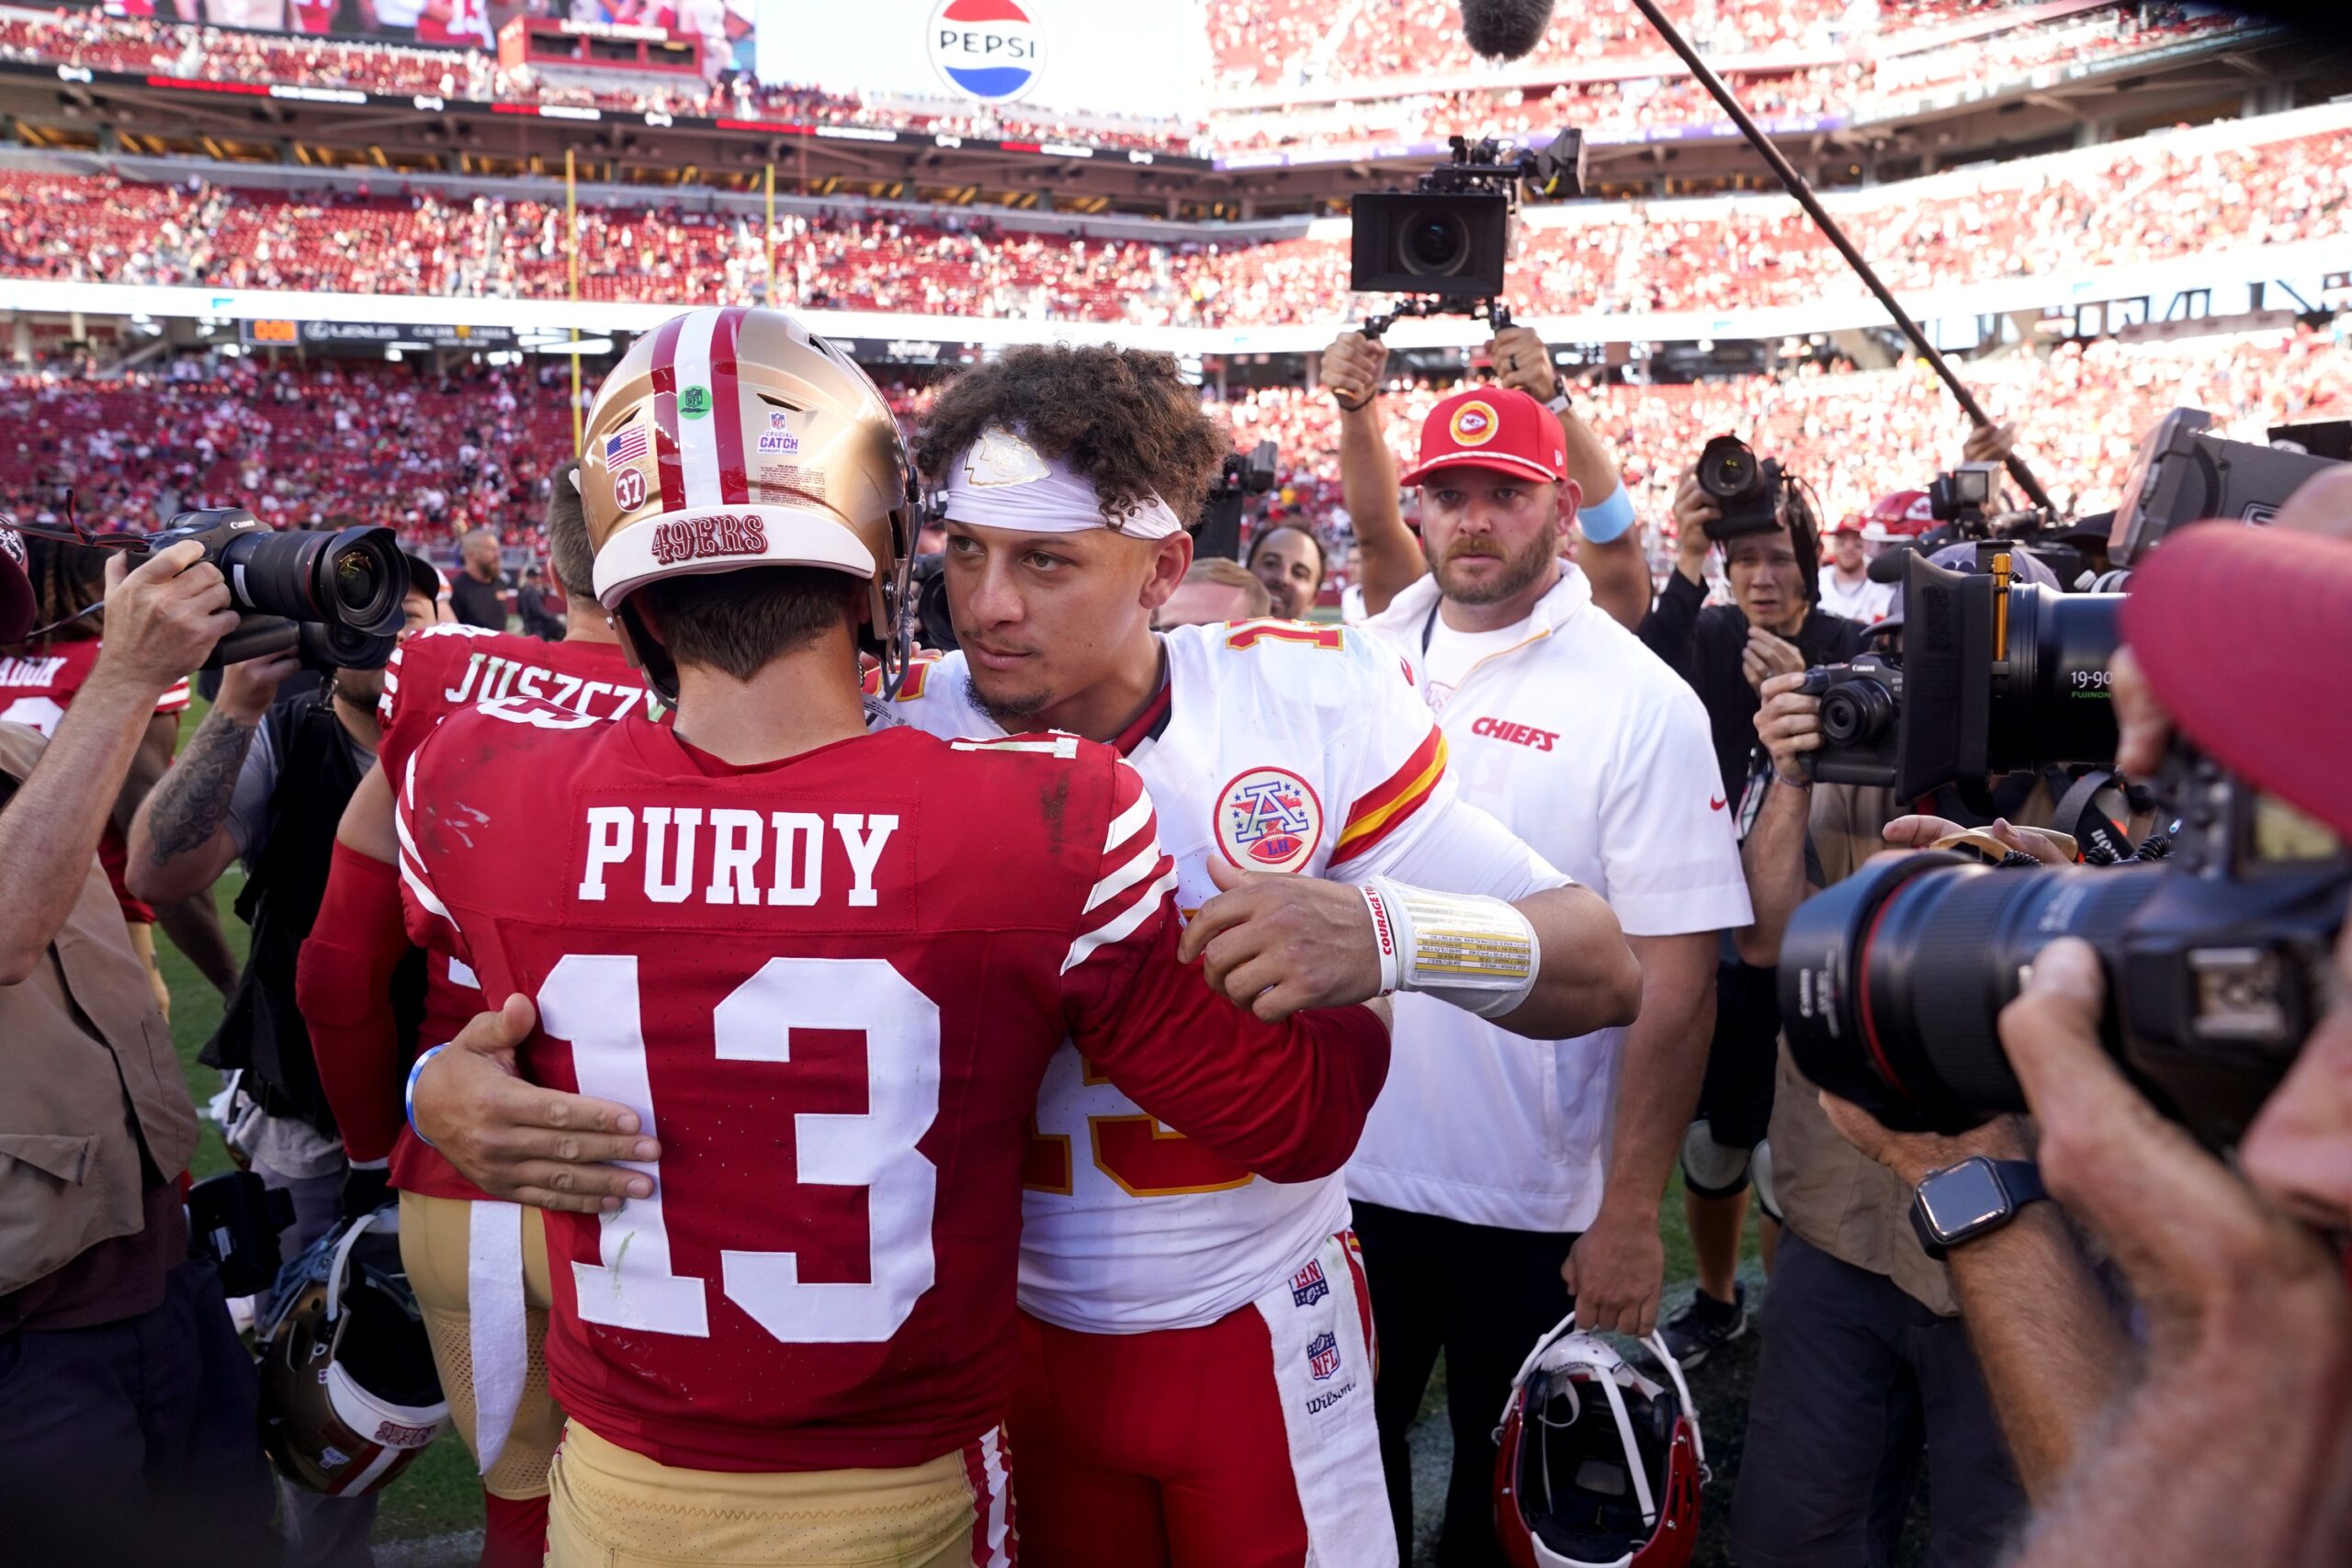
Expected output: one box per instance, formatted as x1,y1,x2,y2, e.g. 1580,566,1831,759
1306,1332,1341,1382
927,0,1044,103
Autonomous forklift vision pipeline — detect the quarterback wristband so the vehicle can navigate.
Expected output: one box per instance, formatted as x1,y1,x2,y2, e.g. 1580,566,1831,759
1361,876,1541,1020
404,1044,447,1150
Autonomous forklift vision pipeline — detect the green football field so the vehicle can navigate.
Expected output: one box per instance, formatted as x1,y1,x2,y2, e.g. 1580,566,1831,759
156,700,1821,1566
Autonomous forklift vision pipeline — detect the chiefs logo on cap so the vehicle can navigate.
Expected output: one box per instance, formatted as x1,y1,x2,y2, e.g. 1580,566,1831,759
1450,400,1499,446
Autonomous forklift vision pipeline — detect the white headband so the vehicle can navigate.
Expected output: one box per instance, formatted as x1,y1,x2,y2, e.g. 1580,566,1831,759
940,426,1186,541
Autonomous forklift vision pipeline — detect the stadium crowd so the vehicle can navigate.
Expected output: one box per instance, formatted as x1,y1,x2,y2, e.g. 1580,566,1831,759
5,121,2343,321
8,327,2341,575
0,8,1200,152
1207,2,2245,152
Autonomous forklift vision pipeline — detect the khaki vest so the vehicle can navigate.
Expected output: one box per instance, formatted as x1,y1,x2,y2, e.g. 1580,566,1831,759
0,723,199,1298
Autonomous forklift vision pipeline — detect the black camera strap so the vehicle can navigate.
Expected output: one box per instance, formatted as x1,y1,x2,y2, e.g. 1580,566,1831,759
2047,766,2135,864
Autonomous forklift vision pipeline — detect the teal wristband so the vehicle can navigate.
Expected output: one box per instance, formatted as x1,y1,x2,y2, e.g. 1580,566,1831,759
1577,485,1636,544
404,1044,447,1149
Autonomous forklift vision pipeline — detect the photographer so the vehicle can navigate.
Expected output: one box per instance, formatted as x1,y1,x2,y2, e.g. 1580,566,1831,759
1321,323,1641,623
127,555,439,1568
0,537,277,1566
1823,496,2352,1568
1625,457,1869,1367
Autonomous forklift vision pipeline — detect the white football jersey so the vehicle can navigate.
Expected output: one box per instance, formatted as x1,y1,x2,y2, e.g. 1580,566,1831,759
880,619,1566,1332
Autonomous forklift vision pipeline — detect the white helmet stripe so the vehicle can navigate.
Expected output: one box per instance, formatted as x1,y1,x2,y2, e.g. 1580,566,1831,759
670,308,725,511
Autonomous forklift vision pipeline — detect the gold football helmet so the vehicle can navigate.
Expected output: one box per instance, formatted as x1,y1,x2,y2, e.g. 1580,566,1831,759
579,306,919,697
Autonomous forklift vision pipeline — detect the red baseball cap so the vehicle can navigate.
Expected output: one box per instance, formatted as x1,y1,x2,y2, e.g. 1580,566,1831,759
2121,519,2352,842
1402,388,1567,486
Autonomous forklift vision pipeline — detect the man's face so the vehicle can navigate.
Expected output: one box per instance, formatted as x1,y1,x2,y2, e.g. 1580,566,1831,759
1250,529,1320,620
1726,529,1807,633
941,520,1185,722
1831,530,1865,572
341,589,438,707
463,535,498,572
1418,467,1565,607
1159,580,1260,629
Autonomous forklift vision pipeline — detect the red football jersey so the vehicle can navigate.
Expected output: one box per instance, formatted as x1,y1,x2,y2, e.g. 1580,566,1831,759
373,623,655,1200
0,640,189,926
392,703,1387,1473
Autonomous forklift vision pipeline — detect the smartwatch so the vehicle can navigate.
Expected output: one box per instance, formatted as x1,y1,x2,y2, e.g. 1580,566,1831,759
1909,1155,2047,1260
1544,388,1573,414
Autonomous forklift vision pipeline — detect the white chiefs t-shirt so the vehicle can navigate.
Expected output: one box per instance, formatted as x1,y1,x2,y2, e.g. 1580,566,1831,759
1351,568,1754,1234
1818,570,1895,625
879,619,1568,1333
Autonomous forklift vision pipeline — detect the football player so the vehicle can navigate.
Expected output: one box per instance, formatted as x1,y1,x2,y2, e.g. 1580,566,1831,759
390,306,1394,1568
437,342,1645,1567
884,345,1643,1568
297,469,656,1568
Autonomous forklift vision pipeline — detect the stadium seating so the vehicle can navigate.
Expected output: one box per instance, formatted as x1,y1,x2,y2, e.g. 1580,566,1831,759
7,120,2342,322
8,330,2341,567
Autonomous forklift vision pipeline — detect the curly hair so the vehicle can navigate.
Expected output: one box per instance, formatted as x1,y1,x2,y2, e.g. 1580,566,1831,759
914,344,1228,525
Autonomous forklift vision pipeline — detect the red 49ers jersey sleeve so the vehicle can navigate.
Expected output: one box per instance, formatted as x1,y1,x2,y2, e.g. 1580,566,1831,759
1056,756,1391,1186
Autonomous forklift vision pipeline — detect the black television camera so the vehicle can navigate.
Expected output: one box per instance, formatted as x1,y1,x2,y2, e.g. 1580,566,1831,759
909,550,956,653
1780,750,2347,1150
2109,407,2345,566
1194,440,1280,566
1351,131,1585,337
1800,548,2120,800
1926,460,1999,530
1694,434,1788,541
144,508,409,670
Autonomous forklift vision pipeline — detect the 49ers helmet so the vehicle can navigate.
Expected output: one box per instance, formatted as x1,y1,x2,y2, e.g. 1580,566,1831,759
1494,1321,1705,1568
257,1209,450,1497
579,305,920,697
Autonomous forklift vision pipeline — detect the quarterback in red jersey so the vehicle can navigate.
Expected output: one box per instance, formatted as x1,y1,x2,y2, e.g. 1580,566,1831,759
298,471,655,1568
397,306,1391,1568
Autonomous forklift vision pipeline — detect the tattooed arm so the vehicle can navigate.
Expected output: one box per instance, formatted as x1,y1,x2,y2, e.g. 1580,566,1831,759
127,655,292,906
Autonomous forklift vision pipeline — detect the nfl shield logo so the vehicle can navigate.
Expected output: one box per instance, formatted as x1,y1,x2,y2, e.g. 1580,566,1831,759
1290,1259,1329,1308
1306,1332,1341,1382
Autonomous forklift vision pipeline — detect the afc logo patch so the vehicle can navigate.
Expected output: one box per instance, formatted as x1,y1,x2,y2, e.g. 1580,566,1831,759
1306,1331,1341,1382
1290,1258,1329,1308
1214,767,1323,875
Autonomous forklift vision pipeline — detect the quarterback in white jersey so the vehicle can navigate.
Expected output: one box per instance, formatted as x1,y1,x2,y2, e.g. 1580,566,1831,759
881,619,1566,1336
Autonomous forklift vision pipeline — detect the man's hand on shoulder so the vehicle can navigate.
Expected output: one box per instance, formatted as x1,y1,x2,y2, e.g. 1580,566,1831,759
1179,855,1383,1021
413,993,663,1213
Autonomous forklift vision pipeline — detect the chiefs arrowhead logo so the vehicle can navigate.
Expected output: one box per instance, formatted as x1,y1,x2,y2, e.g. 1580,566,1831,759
1450,400,1498,446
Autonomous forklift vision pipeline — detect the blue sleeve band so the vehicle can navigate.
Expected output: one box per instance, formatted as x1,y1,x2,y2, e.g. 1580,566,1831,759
1577,484,1636,544
404,1044,447,1150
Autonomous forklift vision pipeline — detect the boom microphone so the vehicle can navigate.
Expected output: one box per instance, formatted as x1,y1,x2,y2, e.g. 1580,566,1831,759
1460,0,1555,60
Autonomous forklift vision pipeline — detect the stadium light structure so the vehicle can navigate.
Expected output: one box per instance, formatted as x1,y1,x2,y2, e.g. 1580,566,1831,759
1628,0,2055,513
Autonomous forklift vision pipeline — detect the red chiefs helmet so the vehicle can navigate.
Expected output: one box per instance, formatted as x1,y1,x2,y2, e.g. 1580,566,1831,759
1865,489,1937,536
1494,1321,1705,1568
257,1210,450,1496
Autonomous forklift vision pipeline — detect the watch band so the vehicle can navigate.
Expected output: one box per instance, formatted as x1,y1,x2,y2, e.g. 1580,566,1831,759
1544,388,1573,414
1911,1156,2046,1260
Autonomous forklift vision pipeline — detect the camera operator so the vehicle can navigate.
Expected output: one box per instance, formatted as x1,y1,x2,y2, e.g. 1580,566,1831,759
0,536,277,1567
127,555,439,1568
1817,486,2352,1568
1321,323,1643,624
1246,521,1328,620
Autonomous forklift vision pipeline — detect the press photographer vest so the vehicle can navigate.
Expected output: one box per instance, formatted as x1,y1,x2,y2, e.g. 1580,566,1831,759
202,693,419,1137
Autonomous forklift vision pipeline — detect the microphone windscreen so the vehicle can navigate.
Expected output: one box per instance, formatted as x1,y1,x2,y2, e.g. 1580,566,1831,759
1460,0,1555,60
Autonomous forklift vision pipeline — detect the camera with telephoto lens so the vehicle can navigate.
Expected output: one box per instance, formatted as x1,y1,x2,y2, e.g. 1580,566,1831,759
2109,408,2346,567
1194,440,1280,566
141,508,407,670
1694,434,1787,541
1780,750,2347,1150
1801,548,2121,799
1351,131,1584,325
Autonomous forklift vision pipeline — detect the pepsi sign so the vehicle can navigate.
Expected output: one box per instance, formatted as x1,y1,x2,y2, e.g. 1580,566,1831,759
927,0,1044,103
